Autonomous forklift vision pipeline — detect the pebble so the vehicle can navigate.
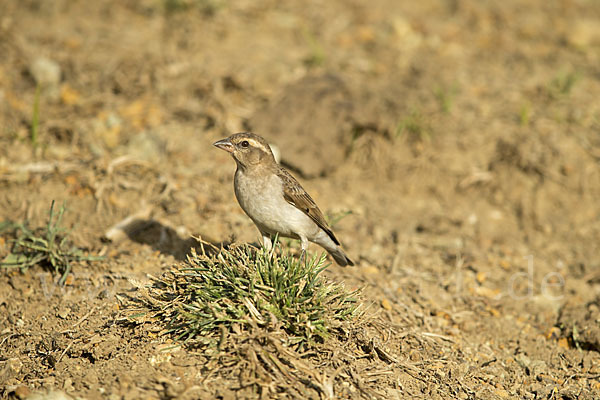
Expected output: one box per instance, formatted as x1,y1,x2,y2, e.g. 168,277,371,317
56,308,70,319
25,390,73,400
515,353,531,369
14,386,30,399
29,57,61,100
381,298,392,311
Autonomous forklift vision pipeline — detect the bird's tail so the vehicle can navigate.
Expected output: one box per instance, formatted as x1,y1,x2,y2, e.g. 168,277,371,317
328,247,355,267
313,231,354,266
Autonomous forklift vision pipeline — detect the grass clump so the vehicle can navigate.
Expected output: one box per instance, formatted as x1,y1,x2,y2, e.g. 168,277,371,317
302,28,326,68
134,240,361,350
519,102,532,126
1,201,102,285
547,70,580,99
434,83,459,114
395,110,432,143
163,0,224,16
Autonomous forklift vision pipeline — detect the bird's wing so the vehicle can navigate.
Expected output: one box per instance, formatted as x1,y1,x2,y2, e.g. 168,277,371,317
277,168,340,245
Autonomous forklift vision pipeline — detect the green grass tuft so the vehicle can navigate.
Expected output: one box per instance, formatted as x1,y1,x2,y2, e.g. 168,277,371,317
547,70,580,99
133,240,362,351
1,201,103,285
163,0,224,16
395,110,432,143
434,83,458,114
519,102,532,126
302,28,326,67
327,210,353,229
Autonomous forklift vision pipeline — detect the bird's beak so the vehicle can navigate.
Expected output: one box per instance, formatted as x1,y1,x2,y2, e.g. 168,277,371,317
213,138,234,153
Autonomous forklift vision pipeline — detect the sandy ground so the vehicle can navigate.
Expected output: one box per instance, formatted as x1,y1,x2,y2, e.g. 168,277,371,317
1,0,600,398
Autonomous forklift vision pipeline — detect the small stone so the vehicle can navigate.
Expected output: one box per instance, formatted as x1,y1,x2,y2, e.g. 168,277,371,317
476,272,487,283
25,390,74,400
14,386,31,399
30,57,61,86
59,84,80,105
63,274,75,286
529,360,547,378
381,298,392,311
29,57,61,100
94,112,122,149
515,353,531,369
62,378,73,391
56,308,70,319
122,130,165,161
0,358,23,382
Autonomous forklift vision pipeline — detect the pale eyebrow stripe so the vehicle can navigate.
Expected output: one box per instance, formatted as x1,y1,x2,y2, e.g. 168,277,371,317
247,139,270,153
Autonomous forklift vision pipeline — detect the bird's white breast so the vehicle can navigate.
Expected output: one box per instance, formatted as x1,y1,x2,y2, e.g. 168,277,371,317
234,168,318,239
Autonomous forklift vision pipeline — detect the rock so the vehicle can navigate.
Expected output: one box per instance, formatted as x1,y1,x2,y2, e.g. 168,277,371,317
56,307,70,319
515,353,531,369
529,360,547,379
121,130,165,161
14,386,31,399
558,301,600,352
25,390,74,400
29,57,61,100
93,112,122,149
0,358,22,383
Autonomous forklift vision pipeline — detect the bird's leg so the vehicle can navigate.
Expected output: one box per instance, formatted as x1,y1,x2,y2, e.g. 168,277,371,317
260,231,276,261
299,236,309,265
261,231,273,252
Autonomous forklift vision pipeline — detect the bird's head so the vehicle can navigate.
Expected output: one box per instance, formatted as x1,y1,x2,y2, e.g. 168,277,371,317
213,132,276,169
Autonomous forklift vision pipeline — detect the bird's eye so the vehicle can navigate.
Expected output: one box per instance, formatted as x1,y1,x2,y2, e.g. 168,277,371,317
240,140,249,148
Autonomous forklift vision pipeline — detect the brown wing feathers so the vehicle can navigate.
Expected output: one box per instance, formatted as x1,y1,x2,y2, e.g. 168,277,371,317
278,168,341,246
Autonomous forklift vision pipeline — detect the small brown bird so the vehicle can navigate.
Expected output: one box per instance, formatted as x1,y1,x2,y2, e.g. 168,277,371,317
213,132,354,266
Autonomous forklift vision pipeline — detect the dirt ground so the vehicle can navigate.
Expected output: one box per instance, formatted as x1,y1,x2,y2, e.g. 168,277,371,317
1,0,600,398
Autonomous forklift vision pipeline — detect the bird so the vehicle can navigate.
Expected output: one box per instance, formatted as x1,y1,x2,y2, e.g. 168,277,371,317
213,132,354,266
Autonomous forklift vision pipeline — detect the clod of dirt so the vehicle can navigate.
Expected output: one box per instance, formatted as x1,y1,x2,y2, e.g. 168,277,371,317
249,74,354,177
490,137,552,178
558,300,600,352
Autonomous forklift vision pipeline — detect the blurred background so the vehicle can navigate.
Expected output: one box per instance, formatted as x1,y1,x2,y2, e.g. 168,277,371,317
1,0,600,398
